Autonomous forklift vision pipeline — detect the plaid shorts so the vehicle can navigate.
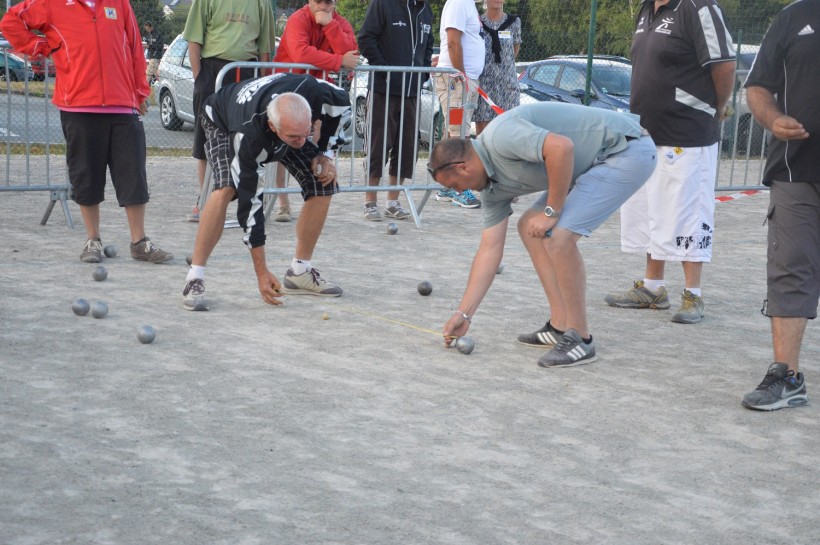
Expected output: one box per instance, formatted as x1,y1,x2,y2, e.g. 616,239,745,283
202,115,338,199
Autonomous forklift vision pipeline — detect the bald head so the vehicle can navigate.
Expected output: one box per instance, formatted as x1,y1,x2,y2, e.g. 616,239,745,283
267,92,313,148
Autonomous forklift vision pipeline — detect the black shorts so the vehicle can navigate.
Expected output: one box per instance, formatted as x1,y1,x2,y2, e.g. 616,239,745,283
765,181,820,318
192,57,257,160
366,92,419,180
202,115,338,201
60,111,148,207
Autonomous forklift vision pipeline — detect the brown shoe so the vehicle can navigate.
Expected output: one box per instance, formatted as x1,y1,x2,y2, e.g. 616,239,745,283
130,237,173,264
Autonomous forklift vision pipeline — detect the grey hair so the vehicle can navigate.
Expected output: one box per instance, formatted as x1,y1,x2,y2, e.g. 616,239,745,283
266,92,312,128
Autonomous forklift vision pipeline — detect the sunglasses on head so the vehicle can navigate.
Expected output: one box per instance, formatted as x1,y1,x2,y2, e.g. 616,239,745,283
426,161,465,178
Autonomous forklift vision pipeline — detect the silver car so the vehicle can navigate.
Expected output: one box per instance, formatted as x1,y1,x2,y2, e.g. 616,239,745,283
154,34,195,130
154,35,280,131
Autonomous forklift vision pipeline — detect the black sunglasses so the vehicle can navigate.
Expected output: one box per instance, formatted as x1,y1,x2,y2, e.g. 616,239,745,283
426,161,465,178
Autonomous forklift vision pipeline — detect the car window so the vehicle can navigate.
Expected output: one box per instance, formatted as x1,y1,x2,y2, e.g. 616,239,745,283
592,65,631,97
182,46,191,70
557,66,585,92
164,38,187,67
531,64,560,86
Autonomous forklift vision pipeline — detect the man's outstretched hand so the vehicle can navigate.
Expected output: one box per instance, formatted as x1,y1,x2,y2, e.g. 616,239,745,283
258,270,284,306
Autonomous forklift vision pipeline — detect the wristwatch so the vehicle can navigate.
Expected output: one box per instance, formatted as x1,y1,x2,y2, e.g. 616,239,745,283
544,205,561,219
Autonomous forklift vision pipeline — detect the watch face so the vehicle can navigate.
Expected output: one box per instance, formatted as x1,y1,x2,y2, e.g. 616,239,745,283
545,206,557,217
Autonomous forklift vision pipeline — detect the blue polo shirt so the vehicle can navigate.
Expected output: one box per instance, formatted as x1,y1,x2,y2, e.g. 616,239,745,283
474,102,644,228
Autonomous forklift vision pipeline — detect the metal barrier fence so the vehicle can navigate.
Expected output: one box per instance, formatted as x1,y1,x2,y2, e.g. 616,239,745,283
1,40,73,227
2,42,771,232
198,62,464,229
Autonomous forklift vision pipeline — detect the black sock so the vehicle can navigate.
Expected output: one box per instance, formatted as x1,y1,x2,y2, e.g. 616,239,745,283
583,335,593,344
547,320,565,335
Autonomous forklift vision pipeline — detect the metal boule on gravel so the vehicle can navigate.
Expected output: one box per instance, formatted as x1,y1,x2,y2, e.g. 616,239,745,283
90,301,108,319
186,254,193,266
72,298,90,316
387,222,398,235
137,325,156,344
497,262,505,274
103,245,117,258
455,336,475,355
92,265,107,281
417,280,433,296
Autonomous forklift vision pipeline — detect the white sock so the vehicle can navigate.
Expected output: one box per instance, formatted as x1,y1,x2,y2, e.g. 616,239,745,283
388,200,400,209
291,259,311,275
686,287,702,297
186,265,205,282
643,278,665,292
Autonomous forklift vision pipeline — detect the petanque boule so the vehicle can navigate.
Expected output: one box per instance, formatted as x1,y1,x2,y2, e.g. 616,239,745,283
455,336,475,355
186,253,193,266
417,280,433,296
71,298,90,316
497,262,505,274
103,244,117,258
387,222,398,235
92,265,108,281
137,325,156,344
90,301,108,319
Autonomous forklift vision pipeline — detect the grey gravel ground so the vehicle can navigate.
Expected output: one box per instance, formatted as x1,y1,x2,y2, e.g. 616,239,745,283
1,156,818,545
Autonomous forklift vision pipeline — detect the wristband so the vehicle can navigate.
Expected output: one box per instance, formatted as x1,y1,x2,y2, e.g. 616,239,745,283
454,310,471,323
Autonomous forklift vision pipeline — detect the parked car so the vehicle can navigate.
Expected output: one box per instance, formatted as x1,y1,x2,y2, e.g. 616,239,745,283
153,35,195,130
9,49,55,81
8,49,55,81
517,55,631,111
154,35,280,131
348,71,443,146
0,50,35,82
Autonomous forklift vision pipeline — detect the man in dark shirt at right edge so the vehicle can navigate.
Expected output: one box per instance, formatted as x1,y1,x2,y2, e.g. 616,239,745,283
740,0,819,411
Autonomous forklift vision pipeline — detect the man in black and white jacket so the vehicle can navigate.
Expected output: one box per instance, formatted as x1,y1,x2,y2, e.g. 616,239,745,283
182,73,352,311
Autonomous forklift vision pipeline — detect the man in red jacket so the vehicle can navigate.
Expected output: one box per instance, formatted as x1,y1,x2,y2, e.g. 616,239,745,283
268,0,359,222
1,0,173,264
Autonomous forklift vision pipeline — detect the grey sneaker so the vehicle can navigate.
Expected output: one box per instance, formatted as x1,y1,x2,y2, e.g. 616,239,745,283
671,290,705,324
282,268,343,297
181,278,208,311
274,206,292,223
435,188,458,202
604,280,671,309
80,238,103,263
452,189,481,209
384,204,410,220
364,203,382,222
517,320,563,348
130,237,173,264
742,363,808,411
537,329,597,368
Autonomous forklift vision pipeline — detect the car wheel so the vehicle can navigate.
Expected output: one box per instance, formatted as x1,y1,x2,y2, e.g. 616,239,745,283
160,91,184,131
355,97,367,139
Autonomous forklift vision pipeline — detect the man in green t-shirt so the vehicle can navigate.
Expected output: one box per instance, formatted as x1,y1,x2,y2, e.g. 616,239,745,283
182,0,275,222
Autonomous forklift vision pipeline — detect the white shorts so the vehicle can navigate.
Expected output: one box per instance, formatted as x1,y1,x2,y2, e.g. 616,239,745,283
434,74,479,138
619,144,717,262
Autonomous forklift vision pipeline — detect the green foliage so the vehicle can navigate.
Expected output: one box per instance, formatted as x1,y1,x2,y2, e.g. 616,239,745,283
336,0,369,32
130,0,170,39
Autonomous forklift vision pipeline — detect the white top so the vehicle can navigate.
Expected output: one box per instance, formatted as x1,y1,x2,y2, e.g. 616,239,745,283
437,0,485,80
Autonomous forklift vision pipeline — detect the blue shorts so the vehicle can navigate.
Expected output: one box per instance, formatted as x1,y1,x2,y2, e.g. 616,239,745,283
531,135,657,236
